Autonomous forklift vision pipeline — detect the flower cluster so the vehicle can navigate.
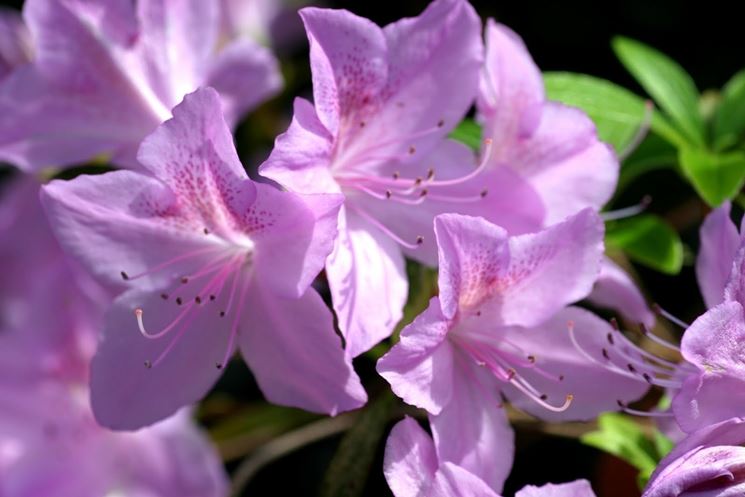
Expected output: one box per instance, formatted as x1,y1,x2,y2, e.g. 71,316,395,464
0,0,742,496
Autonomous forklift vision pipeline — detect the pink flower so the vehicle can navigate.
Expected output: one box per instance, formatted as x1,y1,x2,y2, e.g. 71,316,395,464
384,417,598,497
477,20,653,327
0,0,281,172
696,201,742,309
41,87,366,430
0,177,227,497
378,211,648,490
261,0,544,358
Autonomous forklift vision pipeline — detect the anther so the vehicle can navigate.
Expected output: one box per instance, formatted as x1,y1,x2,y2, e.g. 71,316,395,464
415,236,424,245
602,348,610,360
414,177,423,186
121,271,130,281
559,375,565,381
419,189,428,197
195,296,202,304
360,121,366,128
203,228,210,235
506,368,517,380
144,360,152,369
209,295,216,301
385,190,392,199
216,362,223,369
181,277,189,284
606,332,614,345
176,297,183,306
160,293,169,300
476,311,482,317
426,168,435,179
409,146,416,155
627,363,637,373
643,373,653,383
480,189,488,198
539,394,548,400
610,317,619,330
392,172,400,179
527,355,536,364
219,311,226,317
437,119,445,127
616,400,626,408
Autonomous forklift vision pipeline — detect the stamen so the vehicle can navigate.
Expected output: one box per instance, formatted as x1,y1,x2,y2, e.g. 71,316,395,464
601,195,652,222
509,376,574,413
652,304,690,330
348,206,424,250
616,400,673,418
119,246,221,281
135,306,192,340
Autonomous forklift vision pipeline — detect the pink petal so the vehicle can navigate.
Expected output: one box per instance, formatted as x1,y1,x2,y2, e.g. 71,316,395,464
430,366,514,492
250,182,343,298
587,257,655,328
698,202,740,308
478,20,544,147
0,7,31,79
383,417,439,497
205,37,283,127
516,480,597,497
239,285,366,416
41,170,215,292
377,298,455,415
497,102,618,225
259,97,339,194
674,301,745,432
90,289,232,430
326,208,408,357
430,463,501,497
500,307,649,422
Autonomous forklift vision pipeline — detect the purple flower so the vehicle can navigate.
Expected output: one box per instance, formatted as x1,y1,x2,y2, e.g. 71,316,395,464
477,20,654,327
41,87,366,430
0,178,228,497
0,0,281,172
0,8,31,81
261,0,544,358
384,417,597,497
378,211,648,490
643,417,745,497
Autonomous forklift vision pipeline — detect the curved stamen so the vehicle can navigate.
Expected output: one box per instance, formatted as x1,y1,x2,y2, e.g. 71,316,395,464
135,305,193,340
348,205,423,250
652,304,690,331
601,195,652,222
617,400,674,418
509,377,574,413
424,191,488,203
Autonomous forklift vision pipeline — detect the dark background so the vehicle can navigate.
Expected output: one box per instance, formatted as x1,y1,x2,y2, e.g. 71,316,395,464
1,1,741,495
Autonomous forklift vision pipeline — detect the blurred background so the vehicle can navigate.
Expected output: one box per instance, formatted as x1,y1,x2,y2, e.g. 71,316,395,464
1,1,742,495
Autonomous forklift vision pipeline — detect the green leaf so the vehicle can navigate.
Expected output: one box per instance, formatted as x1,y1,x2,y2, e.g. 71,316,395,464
678,148,745,206
543,72,649,153
714,70,745,150
449,118,482,150
319,392,395,497
617,134,678,192
582,413,658,477
613,37,704,146
606,214,684,274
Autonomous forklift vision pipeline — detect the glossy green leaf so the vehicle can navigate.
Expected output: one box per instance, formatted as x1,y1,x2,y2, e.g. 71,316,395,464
606,214,684,274
319,392,395,497
613,37,704,146
714,70,745,150
544,72,649,153
449,118,482,150
678,148,745,206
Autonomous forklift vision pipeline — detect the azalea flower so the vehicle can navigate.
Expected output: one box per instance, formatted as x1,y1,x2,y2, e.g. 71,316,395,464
643,417,745,497
41,87,366,430
477,20,654,327
0,177,228,497
0,0,281,172
261,0,544,358
696,201,742,308
384,416,598,497
378,211,648,490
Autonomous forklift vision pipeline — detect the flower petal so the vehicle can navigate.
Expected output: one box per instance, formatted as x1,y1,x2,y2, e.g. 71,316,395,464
674,301,745,432
430,366,514,492
430,462,501,497
0,7,31,79
90,289,232,430
516,480,597,497
383,417,439,497
41,170,216,292
259,97,339,194
205,37,283,127
326,208,408,357
478,20,544,147
587,257,655,328
377,298,454,415
501,307,649,422
239,285,367,416
698,202,740,308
